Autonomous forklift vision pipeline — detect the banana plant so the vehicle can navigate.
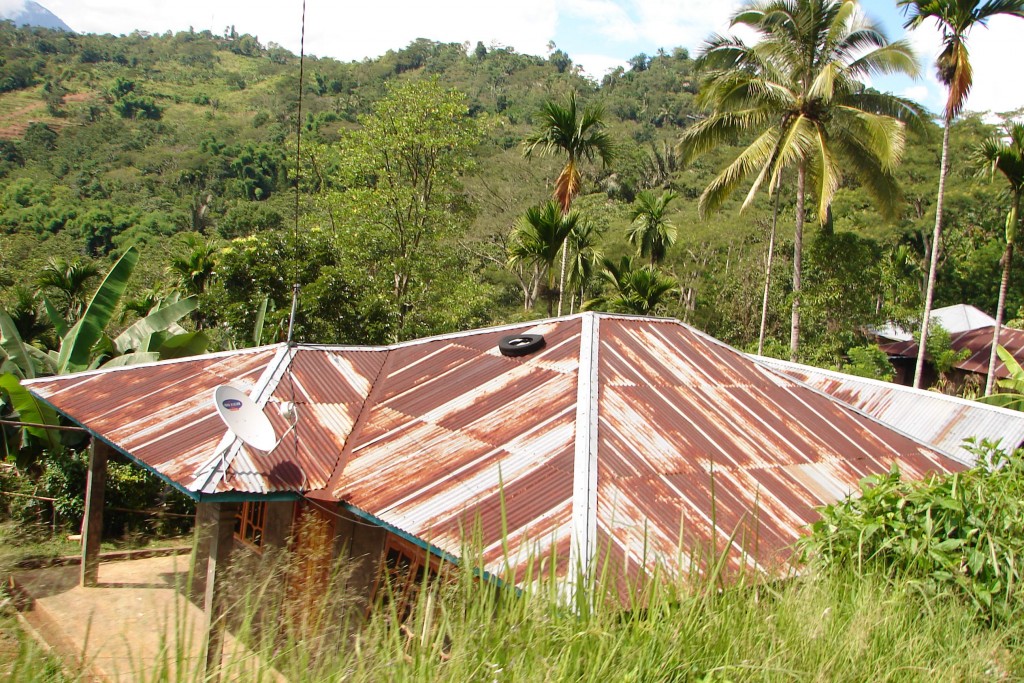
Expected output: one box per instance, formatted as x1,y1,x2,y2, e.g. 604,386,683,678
0,310,60,464
2,245,210,465
978,346,1024,412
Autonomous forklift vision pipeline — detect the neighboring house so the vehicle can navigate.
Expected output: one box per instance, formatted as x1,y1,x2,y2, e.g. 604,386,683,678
24,313,962,635
871,304,997,343
880,325,1024,389
866,303,1024,389
752,355,1024,464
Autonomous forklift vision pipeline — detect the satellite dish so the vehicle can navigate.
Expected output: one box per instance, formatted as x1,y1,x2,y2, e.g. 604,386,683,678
213,385,277,452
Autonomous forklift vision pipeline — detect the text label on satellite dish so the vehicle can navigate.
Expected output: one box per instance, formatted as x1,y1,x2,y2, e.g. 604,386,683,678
213,385,277,452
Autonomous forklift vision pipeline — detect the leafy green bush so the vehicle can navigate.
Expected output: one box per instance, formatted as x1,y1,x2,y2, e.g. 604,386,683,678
33,449,194,537
842,344,895,381
802,441,1024,624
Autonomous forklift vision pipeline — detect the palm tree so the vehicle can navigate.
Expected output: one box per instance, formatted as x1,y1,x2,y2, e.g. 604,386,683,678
628,190,679,265
972,122,1024,395
169,235,218,296
900,0,1024,389
564,219,604,313
508,202,581,315
679,0,924,361
36,256,100,323
523,92,615,315
584,255,679,315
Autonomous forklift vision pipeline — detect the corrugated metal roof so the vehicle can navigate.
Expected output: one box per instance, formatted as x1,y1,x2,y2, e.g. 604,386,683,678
873,304,997,342
751,355,1024,463
25,313,963,594
880,325,1024,378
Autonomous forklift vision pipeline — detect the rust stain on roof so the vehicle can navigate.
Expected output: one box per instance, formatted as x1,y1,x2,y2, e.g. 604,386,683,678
26,314,963,592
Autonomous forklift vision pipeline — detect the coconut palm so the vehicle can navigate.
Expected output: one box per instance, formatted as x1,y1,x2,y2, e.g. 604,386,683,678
628,190,679,265
972,122,1024,395
679,0,924,361
523,92,615,315
508,202,581,315
900,0,1024,389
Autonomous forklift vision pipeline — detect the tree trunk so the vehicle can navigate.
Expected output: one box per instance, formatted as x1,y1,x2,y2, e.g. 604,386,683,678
557,239,567,316
985,194,1019,396
759,176,782,357
790,162,806,362
914,120,951,389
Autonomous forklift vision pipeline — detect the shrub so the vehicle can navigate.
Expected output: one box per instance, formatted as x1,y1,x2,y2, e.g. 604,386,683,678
802,440,1024,624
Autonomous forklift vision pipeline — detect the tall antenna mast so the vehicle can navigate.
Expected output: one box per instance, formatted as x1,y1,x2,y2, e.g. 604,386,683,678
287,0,307,345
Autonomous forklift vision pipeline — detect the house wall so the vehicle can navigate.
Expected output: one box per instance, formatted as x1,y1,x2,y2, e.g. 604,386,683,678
262,501,294,548
331,505,387,613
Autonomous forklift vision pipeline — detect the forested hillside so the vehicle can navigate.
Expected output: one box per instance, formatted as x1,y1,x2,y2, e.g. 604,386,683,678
0,20,1017,371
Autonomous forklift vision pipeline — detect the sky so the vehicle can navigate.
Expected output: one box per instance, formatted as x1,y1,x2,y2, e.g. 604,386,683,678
3,0,1023,119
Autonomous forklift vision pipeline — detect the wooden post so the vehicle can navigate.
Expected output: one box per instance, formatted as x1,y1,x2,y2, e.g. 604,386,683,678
80,439,110,587
202,502,239,680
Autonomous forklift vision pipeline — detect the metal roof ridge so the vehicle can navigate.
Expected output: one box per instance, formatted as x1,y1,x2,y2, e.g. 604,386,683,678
22,343,287,386
568,312,599,601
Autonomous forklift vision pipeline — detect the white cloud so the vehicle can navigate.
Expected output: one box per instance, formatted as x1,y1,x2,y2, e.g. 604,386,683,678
572,53,628,80
0,0,26,17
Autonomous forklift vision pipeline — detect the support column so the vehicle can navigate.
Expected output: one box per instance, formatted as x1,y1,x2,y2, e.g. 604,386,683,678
202,502,239,680
80,439,110,587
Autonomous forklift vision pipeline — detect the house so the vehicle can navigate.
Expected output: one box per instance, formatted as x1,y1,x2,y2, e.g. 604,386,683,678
871,304,997,344
23,313,964,668
879,321,1024,389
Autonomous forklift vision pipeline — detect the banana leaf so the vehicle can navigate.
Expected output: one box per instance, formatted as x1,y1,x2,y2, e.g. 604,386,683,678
113,296,198,354
42,296,68,338
157,331,210,359
57,247,139,374
0,373,59,450
254,296,269,346
0,309,34,379
101,352,161,368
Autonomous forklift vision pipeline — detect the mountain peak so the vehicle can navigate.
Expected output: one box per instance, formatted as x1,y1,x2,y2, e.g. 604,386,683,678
1,1,74,32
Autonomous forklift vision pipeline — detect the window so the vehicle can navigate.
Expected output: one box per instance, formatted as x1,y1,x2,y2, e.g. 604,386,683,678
234,501,266,550
372,534,446,621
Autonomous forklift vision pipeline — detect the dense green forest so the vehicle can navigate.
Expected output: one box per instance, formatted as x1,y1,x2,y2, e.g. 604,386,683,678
0,20,1018,369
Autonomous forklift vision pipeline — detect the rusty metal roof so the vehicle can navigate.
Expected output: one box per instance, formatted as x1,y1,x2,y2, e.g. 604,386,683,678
880,326,1024,378
26,313,962,591
753,355,1024,464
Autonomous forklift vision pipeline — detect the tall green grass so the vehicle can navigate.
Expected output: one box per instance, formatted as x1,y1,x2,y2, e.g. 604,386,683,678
6,447,1024,682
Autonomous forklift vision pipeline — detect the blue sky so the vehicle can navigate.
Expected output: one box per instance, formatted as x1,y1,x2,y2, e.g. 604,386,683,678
4,0,1022,118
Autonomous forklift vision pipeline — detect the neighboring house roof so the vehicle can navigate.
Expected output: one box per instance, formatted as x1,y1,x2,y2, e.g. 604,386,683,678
880,325,1024,379
25,313,961,594
752,355,1024,463
872,304,997,342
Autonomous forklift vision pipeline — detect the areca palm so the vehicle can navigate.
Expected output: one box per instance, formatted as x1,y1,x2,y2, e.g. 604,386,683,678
679,0,923,361
973,122,1024,395
899,0,1024,389
169,235,218,296
523,92,615,315
508,201,581,315
564,220,604,313
628,190,679,265
584,255,678,315
36,256,100,323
